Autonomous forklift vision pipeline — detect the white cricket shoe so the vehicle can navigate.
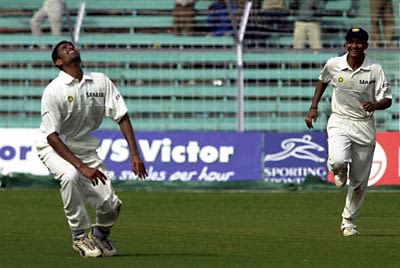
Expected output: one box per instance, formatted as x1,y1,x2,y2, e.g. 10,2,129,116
342,226,359,237
341,219,359,237
89,230,118,257
334,168,348,187
72,235,102,257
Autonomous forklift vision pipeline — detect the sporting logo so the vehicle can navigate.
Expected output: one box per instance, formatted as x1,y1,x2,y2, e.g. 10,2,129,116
264,134,325,163
263,133,327,184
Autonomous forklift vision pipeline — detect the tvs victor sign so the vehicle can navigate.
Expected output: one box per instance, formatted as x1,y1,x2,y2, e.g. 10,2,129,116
93,130,262,182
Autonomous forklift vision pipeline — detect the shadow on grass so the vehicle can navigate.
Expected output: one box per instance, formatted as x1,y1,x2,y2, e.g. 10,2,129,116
117,253,219,258
361,233,400,237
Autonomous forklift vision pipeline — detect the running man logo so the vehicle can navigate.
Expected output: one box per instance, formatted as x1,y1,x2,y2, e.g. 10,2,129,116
264,135,325,163
263,134,327,184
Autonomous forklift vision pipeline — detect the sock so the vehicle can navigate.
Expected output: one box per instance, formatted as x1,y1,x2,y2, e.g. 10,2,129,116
72,229,85,240
92,226,110,240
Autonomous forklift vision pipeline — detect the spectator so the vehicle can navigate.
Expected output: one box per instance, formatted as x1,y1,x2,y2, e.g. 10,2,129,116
31,0,66,36
207,0,237,36
261,0,290,34
290,0,326,49
347,0,358,18
172,0,196,35
370,0,395,48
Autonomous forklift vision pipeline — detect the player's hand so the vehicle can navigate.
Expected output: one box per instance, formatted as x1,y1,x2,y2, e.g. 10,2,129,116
305,109,318,129
362,101,376,112
78,166,107,186
131,155,148,180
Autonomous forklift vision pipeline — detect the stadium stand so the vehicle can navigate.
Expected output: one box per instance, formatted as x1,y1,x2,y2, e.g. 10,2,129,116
0,0,398,131
0,0,211,34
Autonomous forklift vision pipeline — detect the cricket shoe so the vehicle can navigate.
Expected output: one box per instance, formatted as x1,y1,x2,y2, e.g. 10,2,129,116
334,168,348,187
341,219,359,237
89,229,118,257
72,235,102,257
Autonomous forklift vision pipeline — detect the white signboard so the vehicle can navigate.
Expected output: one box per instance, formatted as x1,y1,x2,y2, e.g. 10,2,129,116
0,128,49,176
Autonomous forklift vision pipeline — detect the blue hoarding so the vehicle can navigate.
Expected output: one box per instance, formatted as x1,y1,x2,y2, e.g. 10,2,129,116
263,132,328,183
93,130,262,182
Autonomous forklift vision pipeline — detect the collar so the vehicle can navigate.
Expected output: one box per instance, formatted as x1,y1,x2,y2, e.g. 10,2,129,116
339,53,371,71
58,70,93,85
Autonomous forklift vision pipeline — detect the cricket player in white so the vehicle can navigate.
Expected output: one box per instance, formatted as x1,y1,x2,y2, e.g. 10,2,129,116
36,40,148,257
305,27,392,236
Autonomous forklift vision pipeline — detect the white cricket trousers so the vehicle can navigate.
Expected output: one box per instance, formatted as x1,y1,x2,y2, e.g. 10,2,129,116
293,21,322,49
327,114,376,221
30,0,65,35
38,149,122,231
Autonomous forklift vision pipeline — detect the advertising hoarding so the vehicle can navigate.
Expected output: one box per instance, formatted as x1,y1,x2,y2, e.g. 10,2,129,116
93,130,262,182
0,129,262,182
327,132,400,186
1,129,399,186
263,132,328,184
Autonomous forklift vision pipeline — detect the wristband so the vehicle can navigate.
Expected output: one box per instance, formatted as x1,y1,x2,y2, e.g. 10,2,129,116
309,106,318,110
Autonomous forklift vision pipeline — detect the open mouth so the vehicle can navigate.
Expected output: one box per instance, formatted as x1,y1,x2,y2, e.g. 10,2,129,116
349,49,361,54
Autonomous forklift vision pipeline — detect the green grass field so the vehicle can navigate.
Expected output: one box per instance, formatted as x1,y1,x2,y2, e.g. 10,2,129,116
1,189,399,268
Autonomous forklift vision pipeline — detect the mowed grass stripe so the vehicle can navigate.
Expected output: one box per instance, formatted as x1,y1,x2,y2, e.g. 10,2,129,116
0,190,399,268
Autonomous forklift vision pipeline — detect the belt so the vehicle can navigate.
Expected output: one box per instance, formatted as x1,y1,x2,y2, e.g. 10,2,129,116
330,113,374,122
297,19,318,22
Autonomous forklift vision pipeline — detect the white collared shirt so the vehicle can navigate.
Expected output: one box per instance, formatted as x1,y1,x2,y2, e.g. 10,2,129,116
319,53,392,119
36,71,128,156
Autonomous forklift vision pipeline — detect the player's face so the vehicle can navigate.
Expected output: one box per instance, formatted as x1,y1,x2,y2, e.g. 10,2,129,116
345,39,368,58
56,42,81,65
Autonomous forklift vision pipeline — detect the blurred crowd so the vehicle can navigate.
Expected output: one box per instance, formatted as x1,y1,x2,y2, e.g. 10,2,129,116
0,0,396,48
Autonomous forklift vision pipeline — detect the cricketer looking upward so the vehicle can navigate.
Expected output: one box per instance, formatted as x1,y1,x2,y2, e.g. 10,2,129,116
35,40,148,257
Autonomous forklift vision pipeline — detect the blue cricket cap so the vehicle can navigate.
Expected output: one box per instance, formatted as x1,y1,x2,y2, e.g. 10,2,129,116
345,27,369,42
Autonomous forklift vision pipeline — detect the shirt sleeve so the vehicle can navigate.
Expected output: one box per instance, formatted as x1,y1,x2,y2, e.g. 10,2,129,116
374,66,392,101
318,58,333,83
40,86,62,137
103,74,128,122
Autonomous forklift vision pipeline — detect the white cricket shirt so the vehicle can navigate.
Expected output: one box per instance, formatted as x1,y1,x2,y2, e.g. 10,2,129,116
319,53,392,119
36,71,128,156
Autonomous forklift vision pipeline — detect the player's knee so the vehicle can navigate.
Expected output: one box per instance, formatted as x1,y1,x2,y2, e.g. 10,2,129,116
60,166,80,186
103,196,121,212
96,197,122,226
98,196,122,219
328,157,347,171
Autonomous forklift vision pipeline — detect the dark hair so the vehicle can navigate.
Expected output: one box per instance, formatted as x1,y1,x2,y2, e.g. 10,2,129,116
51,40,74,64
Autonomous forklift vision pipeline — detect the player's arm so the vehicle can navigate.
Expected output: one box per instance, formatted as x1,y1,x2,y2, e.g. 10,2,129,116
118,113,148,179
363,68,392,112
362,98,392,112
305,80,329,129
46,132,107,186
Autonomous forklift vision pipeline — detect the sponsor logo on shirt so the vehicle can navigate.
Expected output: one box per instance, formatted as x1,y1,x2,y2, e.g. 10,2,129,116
86,91,104,98
359,79,375,85
338,77,344,83
68,96,74,102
